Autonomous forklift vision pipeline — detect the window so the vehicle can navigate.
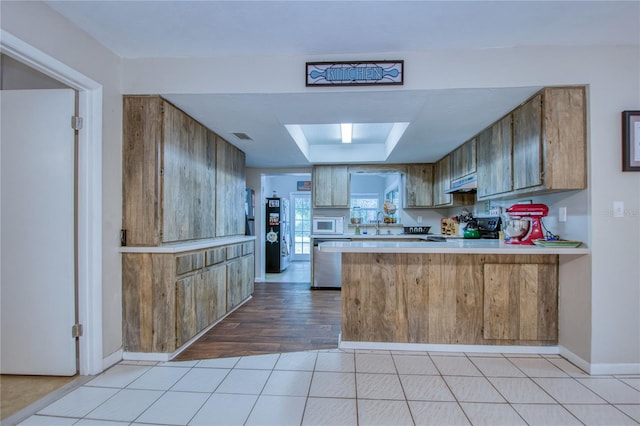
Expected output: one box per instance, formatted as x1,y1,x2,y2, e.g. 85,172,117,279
292,193,311,259
350,193,379,224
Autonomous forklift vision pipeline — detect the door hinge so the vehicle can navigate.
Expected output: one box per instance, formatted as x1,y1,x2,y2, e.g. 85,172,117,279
71,116,84,130
71,324,83,338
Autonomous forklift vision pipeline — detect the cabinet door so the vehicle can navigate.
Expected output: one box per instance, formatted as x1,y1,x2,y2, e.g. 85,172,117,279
404,164,433,208
162,101,216,243
199,265,227,327
313,166,349,207
216,137,247,236
513,94,543,190
432,156,451,206
542,87,587,190
483,263,558,341
477,115,513,199
451,138,476,180
175,275,198,347
122,96,163,246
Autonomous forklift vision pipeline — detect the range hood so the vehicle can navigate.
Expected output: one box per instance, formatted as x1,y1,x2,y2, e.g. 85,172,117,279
444,173,477,194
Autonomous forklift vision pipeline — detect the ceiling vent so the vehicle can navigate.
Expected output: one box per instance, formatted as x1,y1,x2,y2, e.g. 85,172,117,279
231,132,253,141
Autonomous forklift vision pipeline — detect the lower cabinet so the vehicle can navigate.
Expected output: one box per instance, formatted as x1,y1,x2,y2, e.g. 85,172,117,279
175,265,226,347
123,240,255,353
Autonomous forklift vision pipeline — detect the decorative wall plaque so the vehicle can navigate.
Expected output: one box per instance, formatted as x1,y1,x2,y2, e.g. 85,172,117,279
306,60,403,87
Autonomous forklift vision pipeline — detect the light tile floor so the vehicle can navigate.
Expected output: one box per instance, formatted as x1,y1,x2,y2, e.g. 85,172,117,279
15,349,640,426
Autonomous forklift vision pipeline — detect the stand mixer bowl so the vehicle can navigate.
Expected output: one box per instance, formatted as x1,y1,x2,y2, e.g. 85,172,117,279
504,219,530,239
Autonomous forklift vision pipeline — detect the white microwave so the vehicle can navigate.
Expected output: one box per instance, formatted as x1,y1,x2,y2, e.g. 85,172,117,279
312,216,344,235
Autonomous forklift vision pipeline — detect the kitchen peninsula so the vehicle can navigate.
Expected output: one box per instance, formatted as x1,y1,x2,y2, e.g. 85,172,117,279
319,240,589,351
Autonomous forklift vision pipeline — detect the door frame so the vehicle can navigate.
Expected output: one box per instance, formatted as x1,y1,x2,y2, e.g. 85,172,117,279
1,30,104,376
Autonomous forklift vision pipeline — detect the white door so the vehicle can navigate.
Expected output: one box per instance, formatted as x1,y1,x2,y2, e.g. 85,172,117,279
1,89,77,375
290,192,311,261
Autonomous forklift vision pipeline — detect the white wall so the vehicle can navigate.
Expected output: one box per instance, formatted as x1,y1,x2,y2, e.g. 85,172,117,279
1,1,124,361
4,1,638,372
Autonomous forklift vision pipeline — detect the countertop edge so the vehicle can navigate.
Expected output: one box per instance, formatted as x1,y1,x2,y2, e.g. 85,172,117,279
119,236,256,254
318,240,590,255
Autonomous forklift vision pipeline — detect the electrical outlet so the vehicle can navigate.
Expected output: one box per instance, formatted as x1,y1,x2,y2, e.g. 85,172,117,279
558,207,567,222
613,201,624,218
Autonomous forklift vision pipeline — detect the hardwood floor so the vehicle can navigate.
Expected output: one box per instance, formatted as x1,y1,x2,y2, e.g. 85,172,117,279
175,281,342,360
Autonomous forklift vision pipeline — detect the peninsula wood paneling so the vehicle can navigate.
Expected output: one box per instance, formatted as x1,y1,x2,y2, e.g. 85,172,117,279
483,262,558,341
341,253,558,346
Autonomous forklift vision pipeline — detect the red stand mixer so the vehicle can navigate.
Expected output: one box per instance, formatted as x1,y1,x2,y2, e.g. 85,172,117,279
504,203,549,245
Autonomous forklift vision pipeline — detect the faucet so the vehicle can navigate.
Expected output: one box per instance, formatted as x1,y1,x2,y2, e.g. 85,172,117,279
375,211,384,235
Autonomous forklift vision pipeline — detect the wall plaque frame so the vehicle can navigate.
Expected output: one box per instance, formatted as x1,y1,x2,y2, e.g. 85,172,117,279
306,60,403,87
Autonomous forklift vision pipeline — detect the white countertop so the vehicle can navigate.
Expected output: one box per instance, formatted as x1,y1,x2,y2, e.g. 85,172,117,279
318,239,590,255
119,235,256,254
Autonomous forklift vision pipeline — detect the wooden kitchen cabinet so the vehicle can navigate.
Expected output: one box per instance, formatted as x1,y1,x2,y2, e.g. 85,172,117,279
476,114,513,199
123,96,216,246
122,240,255,353
226,241,255,311
512,87,586,194
404,163,434,208
175,264,226,347
313,165,349,208
451,138,476,180
432,155,475,208
216,136,247,236
483,262,558,341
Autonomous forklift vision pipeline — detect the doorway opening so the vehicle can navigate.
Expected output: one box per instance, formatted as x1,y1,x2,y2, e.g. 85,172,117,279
262,173,311,283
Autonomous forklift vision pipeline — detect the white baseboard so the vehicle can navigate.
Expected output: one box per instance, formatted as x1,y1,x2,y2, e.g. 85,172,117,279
560,346,640,375
103,349,123,370
339,339,560,355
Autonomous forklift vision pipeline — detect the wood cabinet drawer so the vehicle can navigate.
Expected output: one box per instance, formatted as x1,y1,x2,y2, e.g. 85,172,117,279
242,241,254,255
226,243,243,260
205,247,226,266
176,252,204,276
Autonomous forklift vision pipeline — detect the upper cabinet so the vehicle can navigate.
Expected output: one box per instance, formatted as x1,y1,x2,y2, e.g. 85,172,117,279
313,165,350,208
432,156,451,207
477,86,586,201
477,114,513,199
404,163,434,208
512,87,586,193
451,138,477,181
433,155,475,207
123,96,216,246
216,137,246,236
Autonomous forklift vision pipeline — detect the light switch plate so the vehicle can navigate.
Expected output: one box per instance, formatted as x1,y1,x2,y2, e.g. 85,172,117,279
613,201,624,218
558,207,567,222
